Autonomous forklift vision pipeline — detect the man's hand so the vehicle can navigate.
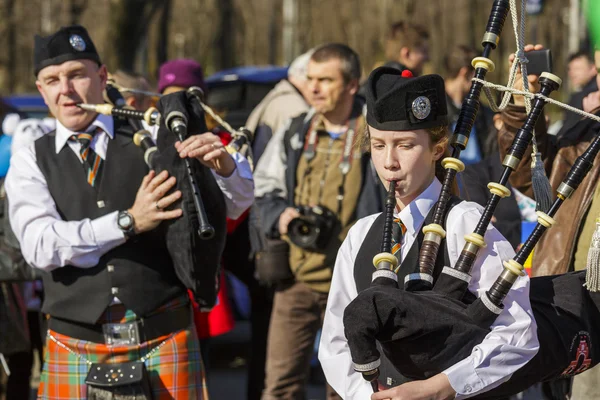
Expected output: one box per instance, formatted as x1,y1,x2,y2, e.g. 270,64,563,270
175,132,236,177
583,91,600,114
509,44,544,107
128,170,183,234
278,207,301,235
372,373,456,400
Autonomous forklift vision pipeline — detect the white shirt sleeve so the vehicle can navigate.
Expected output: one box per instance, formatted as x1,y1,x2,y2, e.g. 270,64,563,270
211,151,254,220
5,144,127,271
253,119,290,199
319,217,377,400
442,204,539,398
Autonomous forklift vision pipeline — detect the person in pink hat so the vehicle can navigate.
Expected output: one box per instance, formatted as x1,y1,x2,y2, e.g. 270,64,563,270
158,59,208,95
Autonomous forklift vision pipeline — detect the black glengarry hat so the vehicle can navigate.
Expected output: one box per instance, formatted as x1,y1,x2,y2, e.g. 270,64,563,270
34,25,101,76
365,66,447,131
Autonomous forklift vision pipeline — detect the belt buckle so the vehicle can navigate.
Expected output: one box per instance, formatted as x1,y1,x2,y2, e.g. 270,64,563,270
102,321,140,346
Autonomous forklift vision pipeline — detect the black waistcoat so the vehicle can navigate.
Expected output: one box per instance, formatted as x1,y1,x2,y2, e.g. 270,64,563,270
353,197,475,387
35,120,185,324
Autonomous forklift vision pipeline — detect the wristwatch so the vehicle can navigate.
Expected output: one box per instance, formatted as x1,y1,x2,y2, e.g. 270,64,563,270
117,210,136,238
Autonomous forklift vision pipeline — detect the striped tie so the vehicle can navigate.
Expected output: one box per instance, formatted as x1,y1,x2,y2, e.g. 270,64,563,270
72,128,103,187
391,218,406,271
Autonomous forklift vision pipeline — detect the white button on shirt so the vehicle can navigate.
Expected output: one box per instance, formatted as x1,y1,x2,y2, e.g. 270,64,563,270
5,114,254,273
318,178,539,399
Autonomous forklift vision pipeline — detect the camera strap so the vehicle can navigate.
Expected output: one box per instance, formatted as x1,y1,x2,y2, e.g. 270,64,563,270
298,116,357,216
335,125,356,215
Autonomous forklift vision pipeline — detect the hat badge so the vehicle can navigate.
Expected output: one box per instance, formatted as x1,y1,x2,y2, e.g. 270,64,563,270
411,96,431,120
69,34,86,52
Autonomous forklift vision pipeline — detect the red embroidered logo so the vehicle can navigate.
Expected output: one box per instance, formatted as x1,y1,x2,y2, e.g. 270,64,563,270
561,332,592,376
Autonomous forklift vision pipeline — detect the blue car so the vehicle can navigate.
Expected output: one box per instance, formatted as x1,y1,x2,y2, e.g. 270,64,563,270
5,94,49,119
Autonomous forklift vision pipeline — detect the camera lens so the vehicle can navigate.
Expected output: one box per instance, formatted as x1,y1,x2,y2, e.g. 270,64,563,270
288,217,319,249
287,205,337,251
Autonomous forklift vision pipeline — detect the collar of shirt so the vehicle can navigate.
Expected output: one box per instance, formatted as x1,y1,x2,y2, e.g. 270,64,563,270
395,178,442,237
313,115,327,133
55,113,114,155
312,111,359,140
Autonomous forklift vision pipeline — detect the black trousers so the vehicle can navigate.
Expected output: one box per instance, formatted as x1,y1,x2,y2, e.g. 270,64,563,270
3,311,44,400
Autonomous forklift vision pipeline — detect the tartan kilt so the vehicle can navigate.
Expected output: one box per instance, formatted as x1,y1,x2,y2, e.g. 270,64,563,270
38,295,208,400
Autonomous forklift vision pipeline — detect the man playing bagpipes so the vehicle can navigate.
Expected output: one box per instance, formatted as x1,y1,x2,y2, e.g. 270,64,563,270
5,25,254,399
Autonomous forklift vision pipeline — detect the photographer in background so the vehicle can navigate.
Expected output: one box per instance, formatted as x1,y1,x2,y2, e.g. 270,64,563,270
253,43,383,399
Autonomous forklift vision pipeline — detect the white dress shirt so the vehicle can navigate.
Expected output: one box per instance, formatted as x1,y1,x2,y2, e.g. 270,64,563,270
5,114,254,272
318,178,539,399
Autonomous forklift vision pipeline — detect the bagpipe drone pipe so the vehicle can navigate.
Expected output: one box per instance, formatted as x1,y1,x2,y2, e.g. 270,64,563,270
343,0,600,396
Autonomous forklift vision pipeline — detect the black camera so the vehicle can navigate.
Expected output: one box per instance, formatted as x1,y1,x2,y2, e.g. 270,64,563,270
287,205,338,251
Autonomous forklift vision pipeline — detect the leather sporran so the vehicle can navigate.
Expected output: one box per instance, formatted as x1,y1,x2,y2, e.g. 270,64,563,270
86,361,153,400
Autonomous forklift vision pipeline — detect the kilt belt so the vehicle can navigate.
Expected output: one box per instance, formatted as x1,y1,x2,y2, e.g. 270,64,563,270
48,304,191,344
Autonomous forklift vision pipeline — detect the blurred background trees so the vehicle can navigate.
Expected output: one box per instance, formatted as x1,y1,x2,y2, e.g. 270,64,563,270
0,0,590,100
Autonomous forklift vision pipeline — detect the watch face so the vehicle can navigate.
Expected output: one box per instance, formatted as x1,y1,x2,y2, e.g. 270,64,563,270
118,212,133,229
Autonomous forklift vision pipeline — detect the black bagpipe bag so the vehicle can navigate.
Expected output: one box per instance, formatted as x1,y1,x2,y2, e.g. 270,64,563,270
344,271,600,398
153,92,227,310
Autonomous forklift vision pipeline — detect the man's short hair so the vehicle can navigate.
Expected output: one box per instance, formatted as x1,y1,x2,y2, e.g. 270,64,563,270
110,69,151,102
384,21,429,62
443,45,478,78
568,50,594,64
310,43,361,82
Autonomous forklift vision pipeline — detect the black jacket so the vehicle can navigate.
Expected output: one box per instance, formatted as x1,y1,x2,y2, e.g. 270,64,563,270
462,155,521,249
557,77,598,141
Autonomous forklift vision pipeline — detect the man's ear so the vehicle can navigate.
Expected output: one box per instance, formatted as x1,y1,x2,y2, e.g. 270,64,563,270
458,66,471,79
399,47,410,63
98,64,108,86
35,81,50,107
347,78,359,96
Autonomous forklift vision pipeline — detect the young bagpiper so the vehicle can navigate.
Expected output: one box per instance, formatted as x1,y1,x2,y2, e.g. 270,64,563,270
319,67,538,400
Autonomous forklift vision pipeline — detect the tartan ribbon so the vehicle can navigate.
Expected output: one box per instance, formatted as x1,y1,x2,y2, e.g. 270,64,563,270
71,127,103,187
391,217,406,263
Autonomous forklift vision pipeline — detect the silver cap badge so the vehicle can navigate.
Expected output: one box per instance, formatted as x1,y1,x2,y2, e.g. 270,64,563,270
411,96,431,120
69,34,86,52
